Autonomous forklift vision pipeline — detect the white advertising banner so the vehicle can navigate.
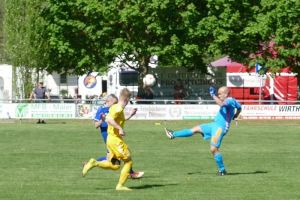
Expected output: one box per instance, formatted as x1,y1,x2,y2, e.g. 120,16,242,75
241,104,300,119
125,104,219,120
126,104,300,120
0,103,15,118
227,73,266,87
1,103,300,120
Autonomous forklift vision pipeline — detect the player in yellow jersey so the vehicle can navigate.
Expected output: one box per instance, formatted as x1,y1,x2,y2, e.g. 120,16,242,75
82,88,138,191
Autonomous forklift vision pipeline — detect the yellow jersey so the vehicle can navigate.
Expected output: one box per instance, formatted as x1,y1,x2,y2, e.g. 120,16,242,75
107,103,125,139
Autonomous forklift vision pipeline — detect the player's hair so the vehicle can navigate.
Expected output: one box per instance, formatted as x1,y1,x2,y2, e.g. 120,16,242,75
119,88,131,99
107,94,118,102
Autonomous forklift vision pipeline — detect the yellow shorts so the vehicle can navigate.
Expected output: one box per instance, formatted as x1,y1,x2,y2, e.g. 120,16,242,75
107,135,131,161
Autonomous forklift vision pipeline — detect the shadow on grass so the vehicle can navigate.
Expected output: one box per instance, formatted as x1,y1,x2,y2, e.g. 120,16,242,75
227,170,268,176
94,183,178,191
17,120,68,125
187,170,268,176
187,171,202,175
130,183,178,190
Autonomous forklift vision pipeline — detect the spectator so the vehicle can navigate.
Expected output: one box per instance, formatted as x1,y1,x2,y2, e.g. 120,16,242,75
137,86,154,104
30,82,51,124
173,79,186,104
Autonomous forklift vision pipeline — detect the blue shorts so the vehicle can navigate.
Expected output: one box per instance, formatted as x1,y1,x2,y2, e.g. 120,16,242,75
199,122,227,148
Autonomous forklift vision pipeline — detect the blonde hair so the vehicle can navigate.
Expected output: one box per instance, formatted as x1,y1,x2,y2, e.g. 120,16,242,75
119,88,131,99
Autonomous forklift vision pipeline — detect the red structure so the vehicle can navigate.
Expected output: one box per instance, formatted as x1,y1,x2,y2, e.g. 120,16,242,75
226,63,298,104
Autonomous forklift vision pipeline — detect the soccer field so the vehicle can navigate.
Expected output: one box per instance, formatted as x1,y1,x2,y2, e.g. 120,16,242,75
0,119,300,200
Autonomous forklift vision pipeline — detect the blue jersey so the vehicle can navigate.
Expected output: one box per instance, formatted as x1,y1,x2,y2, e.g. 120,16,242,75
94,105,110,128
214,97,241,132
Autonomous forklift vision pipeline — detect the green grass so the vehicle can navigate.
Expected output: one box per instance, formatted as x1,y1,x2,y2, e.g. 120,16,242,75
0,119,300,200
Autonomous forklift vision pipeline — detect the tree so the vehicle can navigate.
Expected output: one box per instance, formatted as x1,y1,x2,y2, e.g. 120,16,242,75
197,0,300,74
247,0,300,74
5,0,299,90
4,0,49,97
0,0,5,62
41,0,211,82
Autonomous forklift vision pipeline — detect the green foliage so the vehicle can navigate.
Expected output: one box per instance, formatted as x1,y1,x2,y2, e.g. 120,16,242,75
4,0,49,97
0,0,5,62
198,0,300,73
252,0,300,72
4,0,49,69
3,0,300,80
41,0,209,78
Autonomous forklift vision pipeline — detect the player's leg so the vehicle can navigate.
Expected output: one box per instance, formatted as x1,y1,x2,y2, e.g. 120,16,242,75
98,130,142,179
95,158,121,170
97,130,108,161
82,158,96,177
82,136,122,177
211,146,226,176
164,125,203,139
116,158,133,191
129,165,144,179
100,130,142,179
82,157,121,177
210,127,226,175
114,141,133,191
100,129,108,142
93,142,122,171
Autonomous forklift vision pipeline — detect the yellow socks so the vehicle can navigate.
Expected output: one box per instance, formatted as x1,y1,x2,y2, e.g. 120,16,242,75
83,158,134,191
95,160,120,170
116,160,133,190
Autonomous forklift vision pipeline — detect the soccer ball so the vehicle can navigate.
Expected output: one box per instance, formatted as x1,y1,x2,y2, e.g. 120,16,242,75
143,74,156,87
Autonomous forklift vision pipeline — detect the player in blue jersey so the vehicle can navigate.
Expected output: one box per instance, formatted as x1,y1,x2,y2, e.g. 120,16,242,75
164,86,242,175
93,94,144,179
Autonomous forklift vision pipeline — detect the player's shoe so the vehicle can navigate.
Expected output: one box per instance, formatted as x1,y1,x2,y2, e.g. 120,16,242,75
130,171,144,179
82,158,96,177
116,184,132,191
218,170,227,176
164,128,174,139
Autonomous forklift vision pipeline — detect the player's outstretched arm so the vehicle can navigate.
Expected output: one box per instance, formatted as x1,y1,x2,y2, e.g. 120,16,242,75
46,93,51,101
233,108,242,120
94,120,101,129
29,91,35,102
94,111,105,128
125,108,137,121
212,95,224,106
209,86,223,106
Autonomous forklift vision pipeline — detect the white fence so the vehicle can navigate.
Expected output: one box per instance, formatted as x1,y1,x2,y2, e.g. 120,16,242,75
1,100,300,120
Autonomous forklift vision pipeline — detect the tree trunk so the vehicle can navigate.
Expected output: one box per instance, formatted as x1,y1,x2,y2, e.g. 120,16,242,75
137,56,149,97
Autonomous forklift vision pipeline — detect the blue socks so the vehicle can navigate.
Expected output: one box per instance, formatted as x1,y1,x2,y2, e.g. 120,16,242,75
173,129,193,138
97,156,107,161
214,153,225,172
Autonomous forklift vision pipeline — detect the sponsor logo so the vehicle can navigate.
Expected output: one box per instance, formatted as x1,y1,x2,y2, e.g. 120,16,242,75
16,104,29,117
83,75,97,88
